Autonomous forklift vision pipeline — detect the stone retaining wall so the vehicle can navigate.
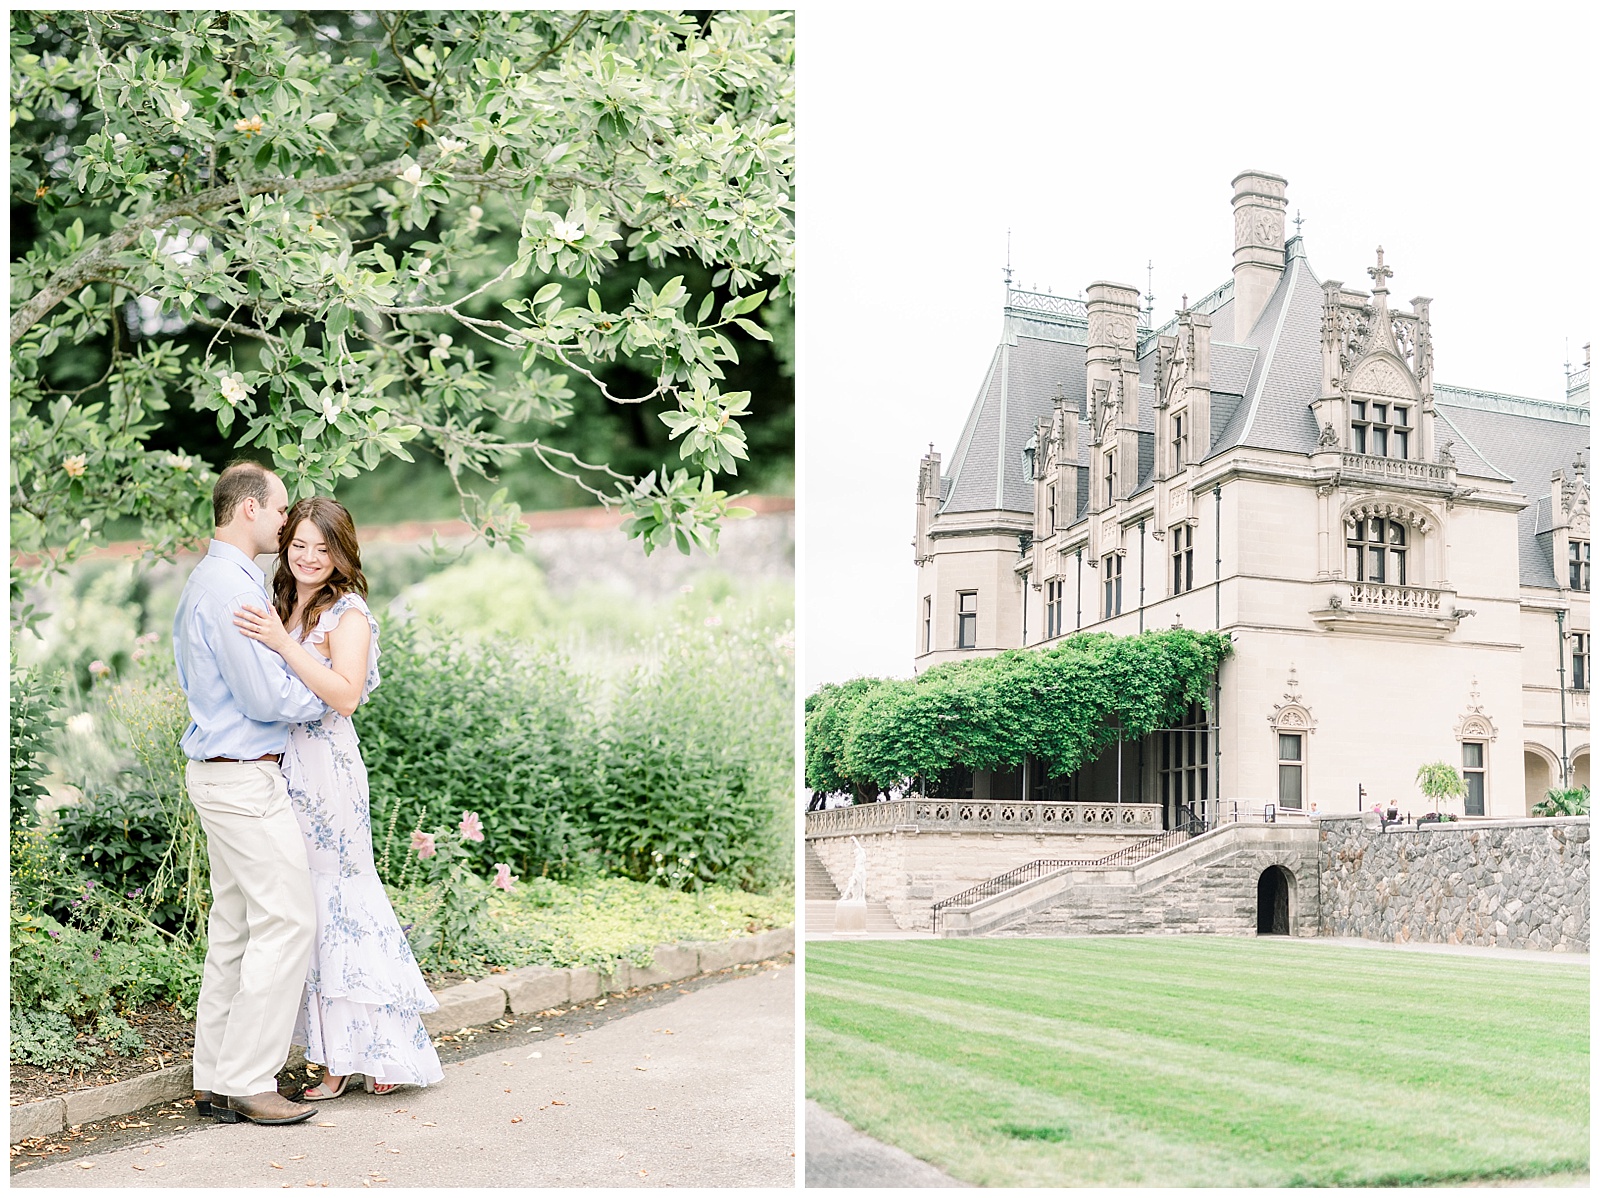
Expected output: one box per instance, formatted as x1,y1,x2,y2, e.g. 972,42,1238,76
1318,815,1589,952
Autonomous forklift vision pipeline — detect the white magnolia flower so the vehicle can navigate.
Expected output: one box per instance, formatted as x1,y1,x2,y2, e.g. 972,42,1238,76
170,98,190,124
319,393,343,422
164,451,193,471
62,454,87,478
414,257,432,275
112,132,128,146
398,163,423,185
550,217,585,243
468,204,484,221
437,137,467,154
218,372,250,405
429,333,453,360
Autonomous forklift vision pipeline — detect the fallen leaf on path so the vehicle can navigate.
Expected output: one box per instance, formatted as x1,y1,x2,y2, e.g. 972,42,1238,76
131,1164,145,1171
634,1066,648,1072
387,1148,400,1154
647,1106,657,1111
290,1154,306,1161
316,1122,336,1128
270,1161,284,1169
639,1170,648,1176
76,1162,93,1170
510,1116,523,1124
421,1122,436,1127
504,1088,512,1093
550,1100,566,1106
527,1051,542,1058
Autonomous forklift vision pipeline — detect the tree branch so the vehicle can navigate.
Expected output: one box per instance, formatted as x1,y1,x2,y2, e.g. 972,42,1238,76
11,153,439,346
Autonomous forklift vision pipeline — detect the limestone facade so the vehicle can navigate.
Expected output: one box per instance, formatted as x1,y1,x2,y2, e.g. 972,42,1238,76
913,170,1590,821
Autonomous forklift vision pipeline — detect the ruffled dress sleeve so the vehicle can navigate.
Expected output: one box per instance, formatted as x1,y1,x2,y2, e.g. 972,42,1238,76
303,593,381,704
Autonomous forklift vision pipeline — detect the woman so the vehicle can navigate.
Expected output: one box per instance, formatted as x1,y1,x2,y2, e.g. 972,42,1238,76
234,496,443,1100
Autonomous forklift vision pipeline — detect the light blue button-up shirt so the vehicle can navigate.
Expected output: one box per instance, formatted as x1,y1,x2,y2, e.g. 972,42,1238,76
172,540,327,760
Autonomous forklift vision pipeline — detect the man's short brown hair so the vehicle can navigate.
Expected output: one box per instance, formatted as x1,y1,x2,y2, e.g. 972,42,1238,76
212,460,274,527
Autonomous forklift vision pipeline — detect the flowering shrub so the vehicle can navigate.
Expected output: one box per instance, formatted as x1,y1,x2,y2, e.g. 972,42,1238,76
362,620,603,881
392,810,505,969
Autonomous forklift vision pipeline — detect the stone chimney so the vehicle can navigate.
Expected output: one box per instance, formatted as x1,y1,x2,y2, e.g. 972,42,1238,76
914,447,941,565
1231,170,1289,337
1085,281,1142,514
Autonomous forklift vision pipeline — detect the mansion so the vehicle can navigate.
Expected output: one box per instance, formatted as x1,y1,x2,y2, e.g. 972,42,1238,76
913,170,1590,826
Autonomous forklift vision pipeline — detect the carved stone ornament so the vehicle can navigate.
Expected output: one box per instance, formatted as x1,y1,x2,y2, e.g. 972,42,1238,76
1437,440,1456,468
1348,357,1413,399
1268,664,1316,733
1343,500,1433,534
1318,421,1339,448
1454,677,1497,742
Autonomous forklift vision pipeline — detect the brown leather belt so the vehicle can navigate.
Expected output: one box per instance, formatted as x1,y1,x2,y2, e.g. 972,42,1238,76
204,753,282,764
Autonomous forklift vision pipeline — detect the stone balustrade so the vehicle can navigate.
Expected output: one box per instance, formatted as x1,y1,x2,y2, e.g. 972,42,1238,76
1339,452,1451,486
805,798,1162,839
1345,581,1444,614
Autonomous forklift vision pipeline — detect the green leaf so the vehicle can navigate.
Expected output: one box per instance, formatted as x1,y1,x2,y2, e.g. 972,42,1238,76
731,318,771,342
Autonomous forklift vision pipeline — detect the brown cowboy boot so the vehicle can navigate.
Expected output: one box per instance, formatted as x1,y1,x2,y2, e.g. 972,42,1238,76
193,1090,218,1117
214,1091,316,1125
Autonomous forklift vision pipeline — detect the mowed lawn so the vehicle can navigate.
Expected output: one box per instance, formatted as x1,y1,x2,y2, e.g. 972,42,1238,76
806,937,1589,1187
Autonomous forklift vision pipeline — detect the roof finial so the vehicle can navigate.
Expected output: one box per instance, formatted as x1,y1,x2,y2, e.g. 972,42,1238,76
1144,260,1155,325
1003,228,1013,288
1292,209,1304,237
1368,245,1392,293
1564,337,1571,382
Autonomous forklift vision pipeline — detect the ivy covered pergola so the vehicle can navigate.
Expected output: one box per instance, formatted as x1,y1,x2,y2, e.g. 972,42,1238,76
805,629,1232,801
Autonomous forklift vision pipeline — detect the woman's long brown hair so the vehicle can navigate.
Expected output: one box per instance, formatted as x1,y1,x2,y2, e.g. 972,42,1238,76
272,497,368,636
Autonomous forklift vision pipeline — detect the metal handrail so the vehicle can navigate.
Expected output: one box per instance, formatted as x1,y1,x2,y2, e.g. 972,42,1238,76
929,814,1206,932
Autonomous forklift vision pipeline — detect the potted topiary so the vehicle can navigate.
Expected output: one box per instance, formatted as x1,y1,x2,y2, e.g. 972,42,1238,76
1415,762,1466,822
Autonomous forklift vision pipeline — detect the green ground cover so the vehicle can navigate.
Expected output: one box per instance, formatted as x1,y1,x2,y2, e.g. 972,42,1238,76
806,937,1589,1187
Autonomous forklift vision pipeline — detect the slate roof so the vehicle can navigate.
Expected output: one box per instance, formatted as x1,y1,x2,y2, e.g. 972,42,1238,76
937,246,1589,589
1432,392,1589,588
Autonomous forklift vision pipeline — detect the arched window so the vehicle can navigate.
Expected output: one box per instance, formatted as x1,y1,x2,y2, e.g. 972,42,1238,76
1347,517,1407,584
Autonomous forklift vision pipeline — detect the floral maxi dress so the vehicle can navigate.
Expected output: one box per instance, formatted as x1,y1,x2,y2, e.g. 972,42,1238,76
284,593,443,1088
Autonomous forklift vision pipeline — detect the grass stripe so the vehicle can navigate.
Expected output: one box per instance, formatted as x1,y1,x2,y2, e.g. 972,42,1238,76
806,937,1588,1187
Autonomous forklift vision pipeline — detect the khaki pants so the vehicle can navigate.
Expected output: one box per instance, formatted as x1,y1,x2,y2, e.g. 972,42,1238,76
185,760,315,1097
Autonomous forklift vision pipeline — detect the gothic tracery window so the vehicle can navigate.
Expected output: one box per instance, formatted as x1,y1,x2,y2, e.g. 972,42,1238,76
1347,517,1408,585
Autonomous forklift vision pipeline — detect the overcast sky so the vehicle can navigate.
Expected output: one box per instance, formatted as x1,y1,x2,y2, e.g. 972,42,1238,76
798,4,1593,694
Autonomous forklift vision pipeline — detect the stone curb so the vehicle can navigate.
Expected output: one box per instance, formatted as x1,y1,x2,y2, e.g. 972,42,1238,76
8,927,793,1144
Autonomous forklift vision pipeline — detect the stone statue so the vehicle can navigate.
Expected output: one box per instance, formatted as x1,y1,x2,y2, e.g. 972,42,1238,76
841,836,867,903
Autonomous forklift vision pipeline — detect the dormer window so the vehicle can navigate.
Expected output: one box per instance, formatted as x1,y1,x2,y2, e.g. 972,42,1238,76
1170,411,1188,473
1570,539,1590,591
1350,400,1411,459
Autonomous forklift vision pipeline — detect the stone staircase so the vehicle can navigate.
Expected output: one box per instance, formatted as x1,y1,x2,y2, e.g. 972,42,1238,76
935,822,1319,938
805,840,839,900
804,899,903,935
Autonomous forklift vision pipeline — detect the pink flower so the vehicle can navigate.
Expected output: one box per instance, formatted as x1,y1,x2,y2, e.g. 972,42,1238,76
459,811,484,842
410,831,437,859
492,863,517,891
88,659,111,678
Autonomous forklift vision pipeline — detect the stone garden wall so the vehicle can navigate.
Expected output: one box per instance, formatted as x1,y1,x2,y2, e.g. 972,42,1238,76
1318,815,1589,952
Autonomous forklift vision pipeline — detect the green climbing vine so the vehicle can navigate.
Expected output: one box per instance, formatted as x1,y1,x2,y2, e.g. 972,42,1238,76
805,629,1232,796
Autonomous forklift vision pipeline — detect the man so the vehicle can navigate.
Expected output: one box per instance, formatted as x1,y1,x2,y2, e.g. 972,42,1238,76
173,461,328,1125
